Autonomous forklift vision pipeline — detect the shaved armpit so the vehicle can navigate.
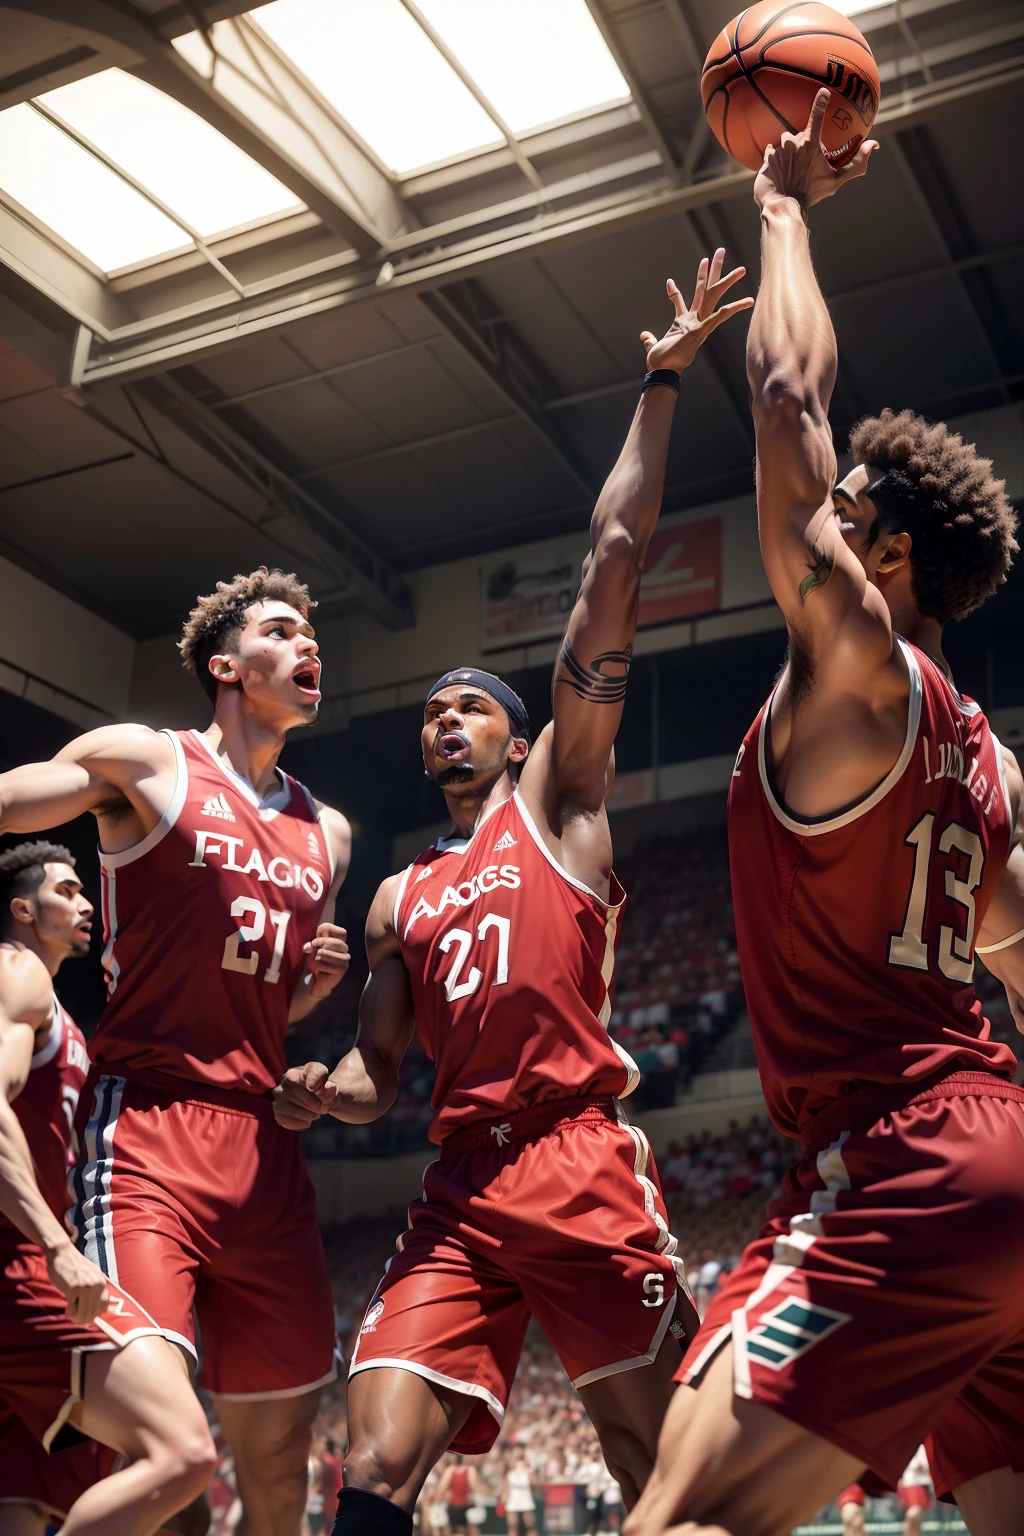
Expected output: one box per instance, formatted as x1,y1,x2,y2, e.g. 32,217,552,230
799,545,835,603
556,639,632,703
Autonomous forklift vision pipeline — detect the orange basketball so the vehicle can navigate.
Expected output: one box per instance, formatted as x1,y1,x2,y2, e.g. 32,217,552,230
701,2,880,173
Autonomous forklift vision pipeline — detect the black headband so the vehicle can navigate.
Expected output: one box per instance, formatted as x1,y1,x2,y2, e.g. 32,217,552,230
425,668,531,742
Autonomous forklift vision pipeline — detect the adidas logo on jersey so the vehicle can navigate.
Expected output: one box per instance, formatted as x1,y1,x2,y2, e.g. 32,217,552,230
201,793,235,822
745,1298,849,1372
414,865,434,884
492,830,517,852
307,832,321,858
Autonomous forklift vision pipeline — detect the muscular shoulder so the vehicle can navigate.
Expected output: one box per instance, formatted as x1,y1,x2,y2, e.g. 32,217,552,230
366,872,405,956
55,722,171,773
0,947,53,1030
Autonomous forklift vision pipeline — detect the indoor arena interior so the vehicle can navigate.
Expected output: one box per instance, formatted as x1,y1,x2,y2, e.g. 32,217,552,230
0,1,1022,1534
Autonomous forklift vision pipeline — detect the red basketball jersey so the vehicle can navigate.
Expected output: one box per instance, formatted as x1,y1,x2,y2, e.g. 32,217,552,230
92,729,333,1094
729,639,1017,1136
395,791,637,1144
0,996,87,1254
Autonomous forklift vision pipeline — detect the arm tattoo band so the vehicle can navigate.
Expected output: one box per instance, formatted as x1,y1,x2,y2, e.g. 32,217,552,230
556,638,632,703
799,545,835,603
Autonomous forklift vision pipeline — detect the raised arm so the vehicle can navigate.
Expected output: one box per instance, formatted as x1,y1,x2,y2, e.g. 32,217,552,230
748,91,881,670
274,873,416,1130
523,251,752,813
0,722,172,837
0,951,111,1321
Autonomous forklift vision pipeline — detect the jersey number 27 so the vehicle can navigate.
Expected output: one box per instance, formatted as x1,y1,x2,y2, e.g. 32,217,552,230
438,915,510,1002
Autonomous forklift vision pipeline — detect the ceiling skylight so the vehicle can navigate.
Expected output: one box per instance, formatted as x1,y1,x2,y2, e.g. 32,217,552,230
0,103,185,272
415,0,629,133
252,0,629,173
254,0,499,172
0,69,302,275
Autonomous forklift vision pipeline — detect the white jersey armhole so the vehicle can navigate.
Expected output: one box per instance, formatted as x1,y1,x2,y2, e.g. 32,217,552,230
31,997,62,1069
392,865,414,937
757,638,923,836
98,729,188,870
512,790,622,909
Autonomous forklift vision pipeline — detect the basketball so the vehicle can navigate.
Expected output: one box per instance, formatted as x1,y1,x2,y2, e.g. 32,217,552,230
701,2,880,173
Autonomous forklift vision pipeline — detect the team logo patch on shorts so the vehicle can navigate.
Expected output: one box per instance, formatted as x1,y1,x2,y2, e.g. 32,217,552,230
361,1299,385,1334
745,1298,849,1371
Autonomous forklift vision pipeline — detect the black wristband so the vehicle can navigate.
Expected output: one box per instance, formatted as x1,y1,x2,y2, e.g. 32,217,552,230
642,368,681,395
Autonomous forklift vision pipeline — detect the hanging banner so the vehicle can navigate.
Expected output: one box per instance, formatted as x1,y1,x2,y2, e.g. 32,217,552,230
480,536,587,651
480,515,721,652
638,515,720,628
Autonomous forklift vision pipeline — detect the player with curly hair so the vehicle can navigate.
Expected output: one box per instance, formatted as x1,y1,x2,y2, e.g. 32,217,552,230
0,570,352,1536
623,93,1024,1536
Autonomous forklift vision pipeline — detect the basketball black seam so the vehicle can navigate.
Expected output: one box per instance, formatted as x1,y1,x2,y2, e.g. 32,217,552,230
758,29,873,65
726,24,800,138
738,1,813,54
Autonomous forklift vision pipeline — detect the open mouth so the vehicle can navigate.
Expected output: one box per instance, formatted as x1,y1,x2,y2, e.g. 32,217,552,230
292,665,321,700
75,921,92,937
438,729,471,761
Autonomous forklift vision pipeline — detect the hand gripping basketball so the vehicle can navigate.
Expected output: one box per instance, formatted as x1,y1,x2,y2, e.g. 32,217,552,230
640,249,753,374
755,89,878,210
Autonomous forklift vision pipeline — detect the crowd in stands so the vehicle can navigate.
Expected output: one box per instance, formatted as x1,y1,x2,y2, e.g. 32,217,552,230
291,828,745,1156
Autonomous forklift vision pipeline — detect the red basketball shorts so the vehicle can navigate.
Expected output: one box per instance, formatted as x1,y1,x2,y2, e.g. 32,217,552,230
677,1074,1024,1493
897,1483,931,1511
0,1406,115,1517
350,1097,697,1454
836,1484,865,1508
1,1241,161,1450
70,1071,337,1399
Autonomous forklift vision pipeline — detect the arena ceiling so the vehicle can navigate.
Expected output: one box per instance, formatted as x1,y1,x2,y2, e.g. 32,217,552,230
0,0,1022,637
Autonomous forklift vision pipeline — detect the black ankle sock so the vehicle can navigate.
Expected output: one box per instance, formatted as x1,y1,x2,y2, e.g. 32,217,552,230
331,1488,413,1535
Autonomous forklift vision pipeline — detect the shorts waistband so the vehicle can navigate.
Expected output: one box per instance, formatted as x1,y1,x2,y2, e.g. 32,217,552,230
87,1063,274,1116
800,1070,1024,1160
439,1095,618,1158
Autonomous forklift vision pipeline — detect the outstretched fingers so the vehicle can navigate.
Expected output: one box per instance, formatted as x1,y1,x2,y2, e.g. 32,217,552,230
707,263,747,307
666,276,686,318
702,295,754,333
837,138,879,182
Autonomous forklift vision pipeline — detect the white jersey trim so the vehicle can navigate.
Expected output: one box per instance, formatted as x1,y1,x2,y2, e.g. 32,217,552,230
513,791,623,911
392,864,415,937
98,729,188,870
300,784,337,884
757,638,923,837
31,997,63,1069
434,795,505,856
214,1364,339,1402
189,729,293,820
573,1290,678,1390
348,1358,504,1424
990,731,1013,824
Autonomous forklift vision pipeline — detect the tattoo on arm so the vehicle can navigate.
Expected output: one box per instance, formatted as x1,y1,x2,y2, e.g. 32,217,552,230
556,639,632,703
799,545,835,603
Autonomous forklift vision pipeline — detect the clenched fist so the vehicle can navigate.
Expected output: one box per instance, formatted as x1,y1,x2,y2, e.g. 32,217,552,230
302,923,350,1000
273,1061,339,1131
47,1242,110,1324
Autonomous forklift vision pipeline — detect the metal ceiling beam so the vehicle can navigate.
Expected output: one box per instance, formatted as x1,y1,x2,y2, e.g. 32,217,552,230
2,0,400,257
889,130,1017,403
298,414,521,479
138,374,414,628
583,0,679,172
420,284,601,499
397,0,544,195
16,48,1023,387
